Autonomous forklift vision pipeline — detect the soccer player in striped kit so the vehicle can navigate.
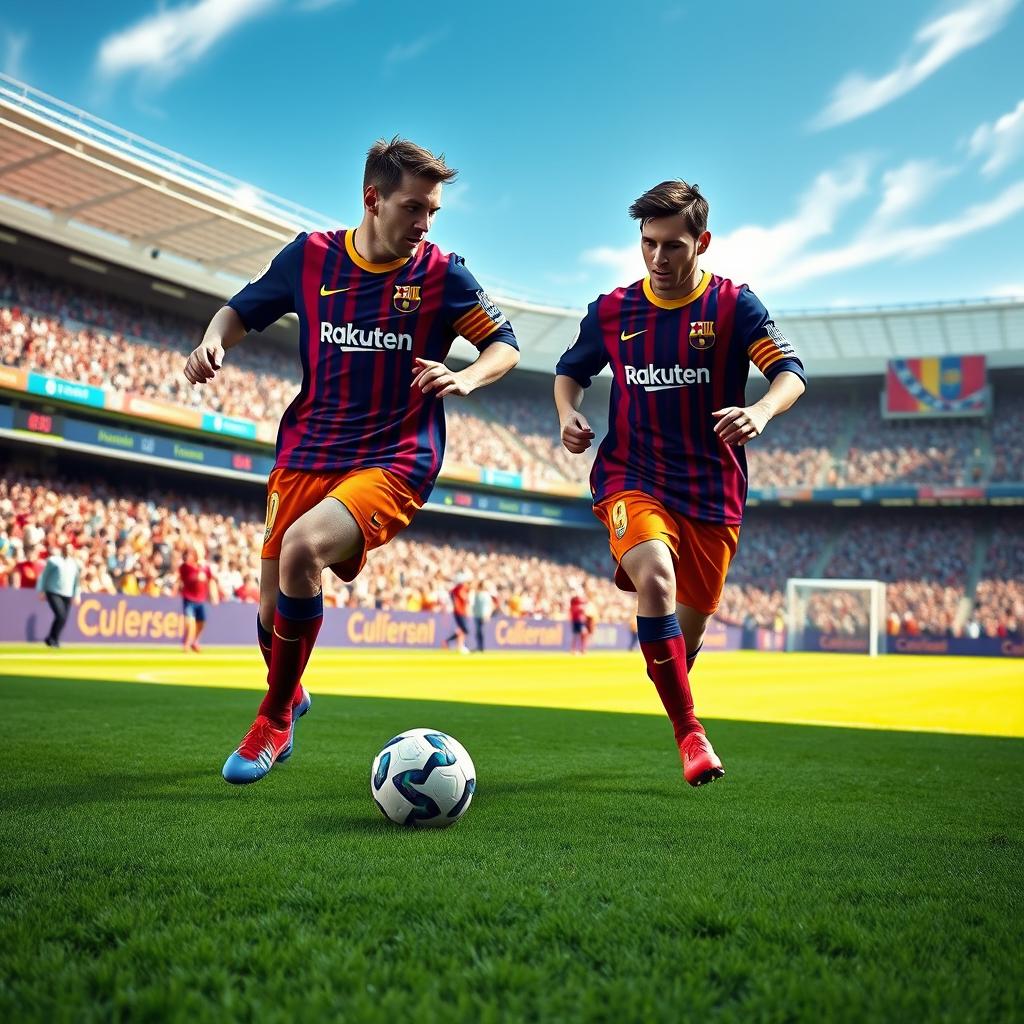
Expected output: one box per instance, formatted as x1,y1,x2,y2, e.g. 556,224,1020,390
554,180,806,786
184,138,520,784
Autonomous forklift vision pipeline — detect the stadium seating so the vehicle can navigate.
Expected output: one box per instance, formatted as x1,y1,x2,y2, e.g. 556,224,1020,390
3,261,1020,490
2,467,1019,638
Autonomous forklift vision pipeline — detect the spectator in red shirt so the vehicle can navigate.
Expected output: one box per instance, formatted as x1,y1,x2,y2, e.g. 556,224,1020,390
178,546,219,652
570,587,590,655
12,547,46,590
444,572,471,655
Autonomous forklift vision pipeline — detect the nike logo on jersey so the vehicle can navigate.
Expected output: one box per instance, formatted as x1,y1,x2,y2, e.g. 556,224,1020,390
653,656,675,665
370,512,383,529
320,285,350,296
620,330,646,342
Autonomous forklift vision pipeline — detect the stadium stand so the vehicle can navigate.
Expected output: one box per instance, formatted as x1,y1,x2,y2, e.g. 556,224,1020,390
2,464,1019,639
4,261,1020,490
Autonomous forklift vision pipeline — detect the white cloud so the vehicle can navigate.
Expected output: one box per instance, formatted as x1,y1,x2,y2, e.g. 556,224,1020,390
96,0,277,84
579,161,1024,297
385,30,448,67
711,159,872,284
969,98,1024,175
812,0,1018,129
2,29,27,80
984,281,1024,297
872,159,956,223
767,179,1024,291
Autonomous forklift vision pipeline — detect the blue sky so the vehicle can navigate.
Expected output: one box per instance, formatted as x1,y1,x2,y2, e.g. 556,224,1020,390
2,0,1023,311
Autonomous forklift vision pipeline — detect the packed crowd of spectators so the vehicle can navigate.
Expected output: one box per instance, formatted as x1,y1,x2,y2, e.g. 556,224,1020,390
6,467,1019,638
839,406,983,486
989,388,1024,484
744,393,844,489
5,261,1019,491
0,468,635,627
972,521,1024,640
823,517,972,637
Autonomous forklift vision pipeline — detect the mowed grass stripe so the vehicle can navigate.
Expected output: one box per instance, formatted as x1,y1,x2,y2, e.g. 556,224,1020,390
2,645,1022,737
1,676,1022,1023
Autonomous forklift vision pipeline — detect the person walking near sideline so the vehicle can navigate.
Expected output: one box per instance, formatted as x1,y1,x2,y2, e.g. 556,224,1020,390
38,542,81,648
471,579,495,652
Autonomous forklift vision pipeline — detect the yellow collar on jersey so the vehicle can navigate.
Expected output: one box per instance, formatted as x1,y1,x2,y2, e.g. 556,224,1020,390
642,269,711,309
345,229,411,274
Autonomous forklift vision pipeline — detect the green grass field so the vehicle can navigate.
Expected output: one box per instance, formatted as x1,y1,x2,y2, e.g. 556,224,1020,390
2,647,1022,1022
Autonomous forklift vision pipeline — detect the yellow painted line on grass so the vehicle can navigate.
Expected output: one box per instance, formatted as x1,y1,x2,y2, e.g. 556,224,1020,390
1,645,1022,738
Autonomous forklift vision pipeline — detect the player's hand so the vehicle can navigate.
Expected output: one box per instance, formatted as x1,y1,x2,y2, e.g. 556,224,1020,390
411,358,472,398
184,340,225,385
712,402,771,446
560,411,595,454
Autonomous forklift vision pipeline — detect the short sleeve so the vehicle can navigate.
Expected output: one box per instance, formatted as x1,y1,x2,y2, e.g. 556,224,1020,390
444,256,518,352
735,287,805,383
227,232,307,332
555,302,608,388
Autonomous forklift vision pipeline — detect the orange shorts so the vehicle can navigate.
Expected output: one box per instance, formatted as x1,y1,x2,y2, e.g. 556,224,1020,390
593,491,740,614
262,466,421,582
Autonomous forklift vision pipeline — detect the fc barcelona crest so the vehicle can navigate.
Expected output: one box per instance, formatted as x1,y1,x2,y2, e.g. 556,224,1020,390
689,320,716,349
611,499,628,540
393,285,422,313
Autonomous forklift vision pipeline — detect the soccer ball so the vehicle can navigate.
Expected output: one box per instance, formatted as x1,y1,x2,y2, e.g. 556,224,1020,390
370,728,476,828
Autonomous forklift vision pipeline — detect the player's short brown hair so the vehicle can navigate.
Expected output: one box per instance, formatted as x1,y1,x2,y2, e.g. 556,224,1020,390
363,136,458,197
629,180,709,237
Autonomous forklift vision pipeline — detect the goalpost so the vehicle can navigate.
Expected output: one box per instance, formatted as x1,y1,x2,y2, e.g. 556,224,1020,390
785,578,888,657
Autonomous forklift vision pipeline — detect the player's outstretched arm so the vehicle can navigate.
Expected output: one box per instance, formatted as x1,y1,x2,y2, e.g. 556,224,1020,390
554,374,596,454
712,370,806,446
411,341,519,399
184,306,248,385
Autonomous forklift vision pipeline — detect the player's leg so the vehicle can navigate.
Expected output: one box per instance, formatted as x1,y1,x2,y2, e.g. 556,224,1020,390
597,491,719,786
223,495,354,784
619,538,705,738
262,495,363,724
257,557,278,671
256,556,309,763
182,603,196,650
675,604,709,672
665,516,740,785
44,592,63,646
191,605,206,651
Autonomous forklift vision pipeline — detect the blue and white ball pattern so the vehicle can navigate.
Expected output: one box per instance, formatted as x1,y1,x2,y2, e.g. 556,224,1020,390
371,728,476,828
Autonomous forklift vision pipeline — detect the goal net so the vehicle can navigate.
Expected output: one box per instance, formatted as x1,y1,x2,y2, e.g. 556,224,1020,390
785,578,888,656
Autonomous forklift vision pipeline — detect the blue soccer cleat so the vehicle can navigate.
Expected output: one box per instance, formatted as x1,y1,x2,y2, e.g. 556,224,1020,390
222,714,292,785
277,686,312,763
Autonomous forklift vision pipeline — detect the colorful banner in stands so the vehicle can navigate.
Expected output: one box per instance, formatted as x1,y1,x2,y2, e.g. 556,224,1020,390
121,395,203,429
885,355,988,418
0,366,27,391
0,591,646,651
26,371,105,409
200,412,258,440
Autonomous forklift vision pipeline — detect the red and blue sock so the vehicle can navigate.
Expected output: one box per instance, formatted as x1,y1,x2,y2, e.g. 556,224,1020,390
259,592,323,728
637,614,703,743
686,642,703,673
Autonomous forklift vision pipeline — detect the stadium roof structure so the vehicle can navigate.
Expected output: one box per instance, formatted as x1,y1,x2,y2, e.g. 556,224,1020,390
1,73,1022,378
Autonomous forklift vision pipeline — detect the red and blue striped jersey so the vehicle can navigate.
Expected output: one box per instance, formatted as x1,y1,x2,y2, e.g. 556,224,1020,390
555,272,805,525
228,229,518,500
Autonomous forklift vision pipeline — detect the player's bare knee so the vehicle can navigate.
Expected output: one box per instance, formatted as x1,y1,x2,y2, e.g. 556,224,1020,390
279,529,325,579
637,565,675,609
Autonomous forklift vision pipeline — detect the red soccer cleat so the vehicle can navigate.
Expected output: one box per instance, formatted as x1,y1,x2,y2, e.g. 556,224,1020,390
222,714,292,784
679,730,725,787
